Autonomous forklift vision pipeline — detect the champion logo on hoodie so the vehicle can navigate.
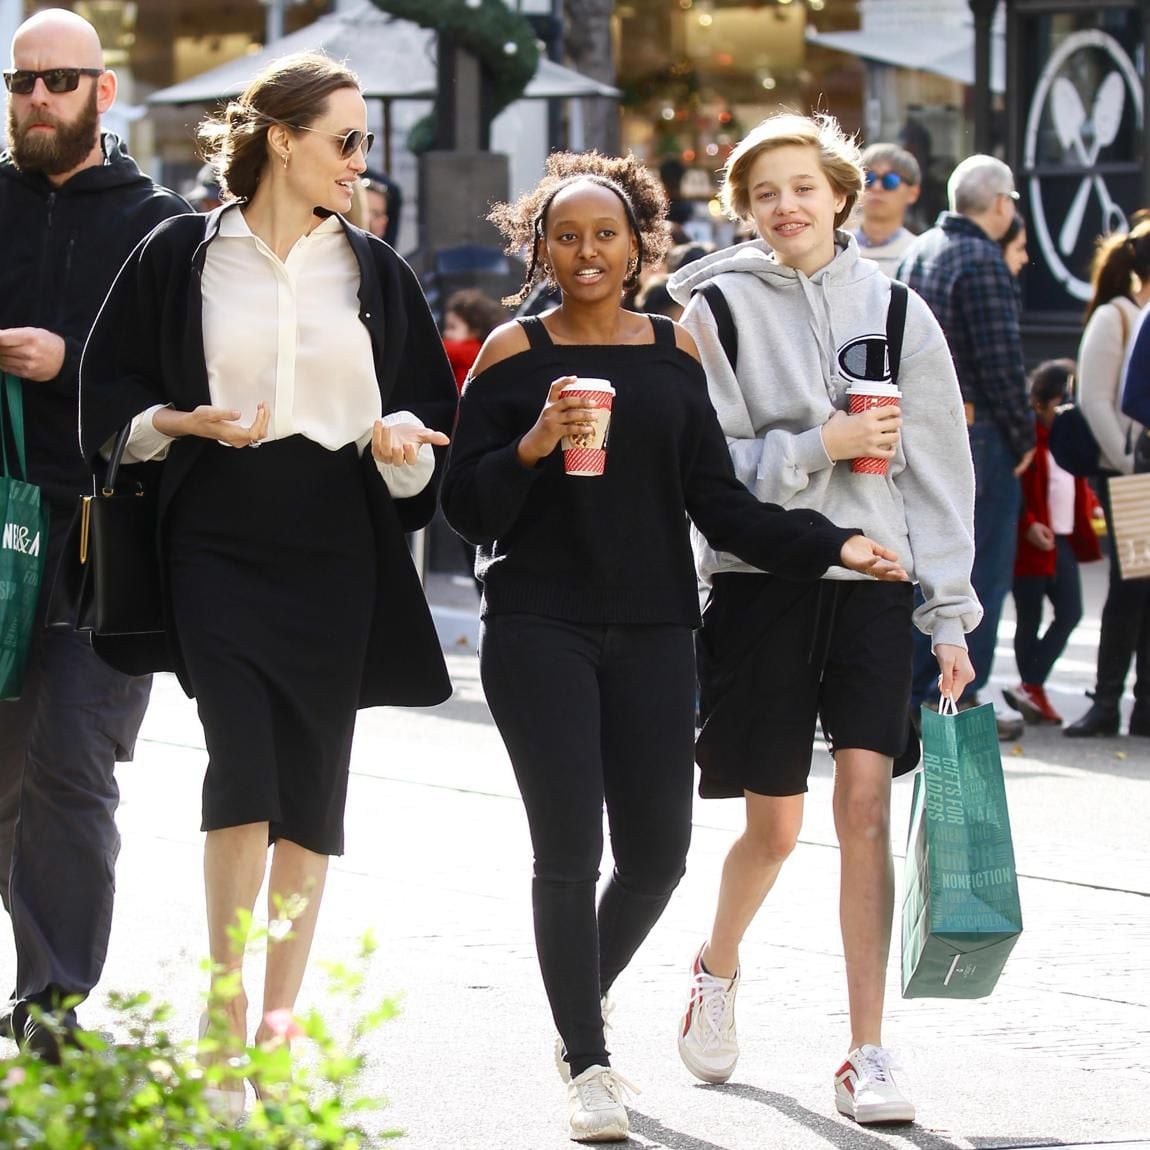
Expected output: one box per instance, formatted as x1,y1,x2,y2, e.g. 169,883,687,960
837,334,894,384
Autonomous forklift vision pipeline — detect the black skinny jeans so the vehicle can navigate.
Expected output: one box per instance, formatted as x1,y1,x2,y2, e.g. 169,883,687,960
479,614,696,1078
1093,473,1150,709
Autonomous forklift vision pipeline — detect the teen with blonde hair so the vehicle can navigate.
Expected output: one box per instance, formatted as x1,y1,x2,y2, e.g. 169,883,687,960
668,113,980,1124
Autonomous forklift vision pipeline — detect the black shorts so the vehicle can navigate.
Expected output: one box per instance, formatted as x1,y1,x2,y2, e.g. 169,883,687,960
695,574,915,799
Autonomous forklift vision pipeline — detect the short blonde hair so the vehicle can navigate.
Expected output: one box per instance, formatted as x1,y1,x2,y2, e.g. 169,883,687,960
720,112,863,229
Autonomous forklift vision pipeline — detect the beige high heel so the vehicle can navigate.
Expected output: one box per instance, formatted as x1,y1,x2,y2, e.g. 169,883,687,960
197,1011,247,1125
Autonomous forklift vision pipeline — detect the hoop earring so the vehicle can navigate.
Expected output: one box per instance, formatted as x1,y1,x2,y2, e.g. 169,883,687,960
541,263,552,278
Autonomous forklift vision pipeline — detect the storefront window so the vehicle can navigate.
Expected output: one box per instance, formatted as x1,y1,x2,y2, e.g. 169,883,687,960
617,0,863,238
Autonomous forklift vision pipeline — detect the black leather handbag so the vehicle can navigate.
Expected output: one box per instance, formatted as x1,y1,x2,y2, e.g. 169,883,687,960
46,425,164,637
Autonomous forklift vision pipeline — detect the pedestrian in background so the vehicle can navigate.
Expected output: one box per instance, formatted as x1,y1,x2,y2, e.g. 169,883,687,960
0,7,189,1060
847,142,921,278
668,112,978,1126
1065,223,1150,737
899,155,1034,740
1000,211,1030,279
79,51,456,1119
442,150,906,1144
1004,360,1101,726
363,167,401,247
361,174,390,241
442,288,508,391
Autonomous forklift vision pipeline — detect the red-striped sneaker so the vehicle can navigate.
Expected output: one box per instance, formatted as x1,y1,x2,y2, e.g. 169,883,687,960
677,944,739,1084
1002,683,1062,724
833,1045,915,1124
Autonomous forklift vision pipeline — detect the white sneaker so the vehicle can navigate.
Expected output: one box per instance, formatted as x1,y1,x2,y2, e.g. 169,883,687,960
833,1045,916,1124
677,943,739,1084
555,996,613,1083
567,1064,637,1143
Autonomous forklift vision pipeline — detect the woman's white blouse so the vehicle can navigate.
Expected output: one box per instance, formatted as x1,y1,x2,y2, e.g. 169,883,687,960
124,208,433,499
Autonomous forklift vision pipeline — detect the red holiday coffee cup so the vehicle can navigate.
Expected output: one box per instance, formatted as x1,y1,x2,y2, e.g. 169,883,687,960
560,379,616,476
846,383,901,475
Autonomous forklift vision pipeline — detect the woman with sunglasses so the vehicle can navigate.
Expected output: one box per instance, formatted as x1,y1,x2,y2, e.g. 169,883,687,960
847,143,922,279
79,52,456,1118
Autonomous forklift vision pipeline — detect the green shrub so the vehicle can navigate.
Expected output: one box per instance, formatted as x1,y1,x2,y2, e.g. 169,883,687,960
0,934,400,1149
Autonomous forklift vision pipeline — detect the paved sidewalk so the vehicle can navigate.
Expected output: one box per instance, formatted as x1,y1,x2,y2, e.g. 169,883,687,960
0,561,1147,1148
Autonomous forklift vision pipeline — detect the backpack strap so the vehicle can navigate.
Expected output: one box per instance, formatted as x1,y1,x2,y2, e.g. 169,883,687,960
887,281,908,386
696,282,738,373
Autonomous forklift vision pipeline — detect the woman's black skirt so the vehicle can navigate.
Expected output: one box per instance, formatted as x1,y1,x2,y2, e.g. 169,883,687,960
166,435,376,856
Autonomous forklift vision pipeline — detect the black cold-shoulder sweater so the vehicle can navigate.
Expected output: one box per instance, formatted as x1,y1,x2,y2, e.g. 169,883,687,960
440,315,857,626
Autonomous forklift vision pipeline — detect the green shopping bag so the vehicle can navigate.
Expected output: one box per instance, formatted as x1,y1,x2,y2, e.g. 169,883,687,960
0,374,47,700
900,700,1023,998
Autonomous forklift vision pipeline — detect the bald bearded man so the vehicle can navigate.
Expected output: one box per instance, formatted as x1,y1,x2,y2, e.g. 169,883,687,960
0,8,189,1059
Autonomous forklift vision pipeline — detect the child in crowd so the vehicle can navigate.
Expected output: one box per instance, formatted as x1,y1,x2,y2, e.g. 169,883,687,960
1004,360,1101,724
442,288,508,391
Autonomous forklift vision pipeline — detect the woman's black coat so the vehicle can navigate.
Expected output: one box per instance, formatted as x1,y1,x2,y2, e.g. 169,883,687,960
79,205,457,708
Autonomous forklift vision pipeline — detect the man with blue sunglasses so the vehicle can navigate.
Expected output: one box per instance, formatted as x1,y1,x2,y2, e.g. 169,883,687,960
848,143,921,278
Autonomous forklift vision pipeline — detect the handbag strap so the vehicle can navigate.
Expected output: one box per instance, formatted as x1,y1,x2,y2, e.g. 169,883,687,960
101,424,134,496
0,374,29,483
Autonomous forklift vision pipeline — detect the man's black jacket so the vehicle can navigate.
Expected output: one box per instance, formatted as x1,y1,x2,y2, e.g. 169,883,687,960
0,133,189,508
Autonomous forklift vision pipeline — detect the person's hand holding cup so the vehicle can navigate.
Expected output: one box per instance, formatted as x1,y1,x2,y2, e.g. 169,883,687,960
843,383,902,475
559,378,615,476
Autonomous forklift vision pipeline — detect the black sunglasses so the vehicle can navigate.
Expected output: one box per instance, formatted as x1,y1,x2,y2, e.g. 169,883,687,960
285,123,375,159
864,170,907,191
3,67,103,95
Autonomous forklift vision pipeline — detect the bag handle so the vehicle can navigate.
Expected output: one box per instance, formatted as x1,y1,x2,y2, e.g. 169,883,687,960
100,423,135,497
0,374,29,483
938,694,959,716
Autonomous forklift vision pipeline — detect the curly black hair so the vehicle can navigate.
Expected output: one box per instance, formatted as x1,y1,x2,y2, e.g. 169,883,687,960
488,151,672,305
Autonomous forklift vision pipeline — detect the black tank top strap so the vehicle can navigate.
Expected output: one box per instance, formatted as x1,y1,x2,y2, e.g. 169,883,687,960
648,313,677,349
518,315,554,351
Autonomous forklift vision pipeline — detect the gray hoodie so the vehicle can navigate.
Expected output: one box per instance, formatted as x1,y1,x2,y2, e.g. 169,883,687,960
668,234,981,650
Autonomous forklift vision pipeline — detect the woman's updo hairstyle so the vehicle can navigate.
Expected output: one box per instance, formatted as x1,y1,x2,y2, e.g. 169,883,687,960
197,51,360,202
489,151,672,305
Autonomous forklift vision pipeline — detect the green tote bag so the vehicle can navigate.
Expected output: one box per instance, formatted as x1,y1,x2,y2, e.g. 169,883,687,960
901,699,1023,999
0,373,48,699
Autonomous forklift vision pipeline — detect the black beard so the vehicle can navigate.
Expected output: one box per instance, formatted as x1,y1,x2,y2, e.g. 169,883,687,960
7,85,100,176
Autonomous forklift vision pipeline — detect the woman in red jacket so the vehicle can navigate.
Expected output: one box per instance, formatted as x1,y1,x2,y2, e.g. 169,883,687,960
1005,359,1102,724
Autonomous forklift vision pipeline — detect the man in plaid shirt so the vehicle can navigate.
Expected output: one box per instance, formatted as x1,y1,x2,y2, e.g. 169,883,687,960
898,155,1035,737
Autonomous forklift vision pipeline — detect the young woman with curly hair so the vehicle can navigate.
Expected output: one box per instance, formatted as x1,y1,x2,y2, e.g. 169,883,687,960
441,150,907,1142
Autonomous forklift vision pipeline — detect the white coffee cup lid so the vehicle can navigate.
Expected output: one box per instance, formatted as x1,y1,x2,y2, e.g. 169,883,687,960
846,382,901,397
562,378,615,395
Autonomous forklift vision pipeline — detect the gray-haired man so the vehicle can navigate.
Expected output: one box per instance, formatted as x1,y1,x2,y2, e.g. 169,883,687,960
898,155,1034,738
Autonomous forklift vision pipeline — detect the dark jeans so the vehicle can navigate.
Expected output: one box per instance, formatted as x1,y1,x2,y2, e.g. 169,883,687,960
0,509,151,1005
479,614,695,1078
1090,473,1150,709
1012,536,1083,686
913,421,1021,704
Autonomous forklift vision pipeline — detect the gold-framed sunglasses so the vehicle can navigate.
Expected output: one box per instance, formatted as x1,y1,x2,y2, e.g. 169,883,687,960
279,121,374,159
